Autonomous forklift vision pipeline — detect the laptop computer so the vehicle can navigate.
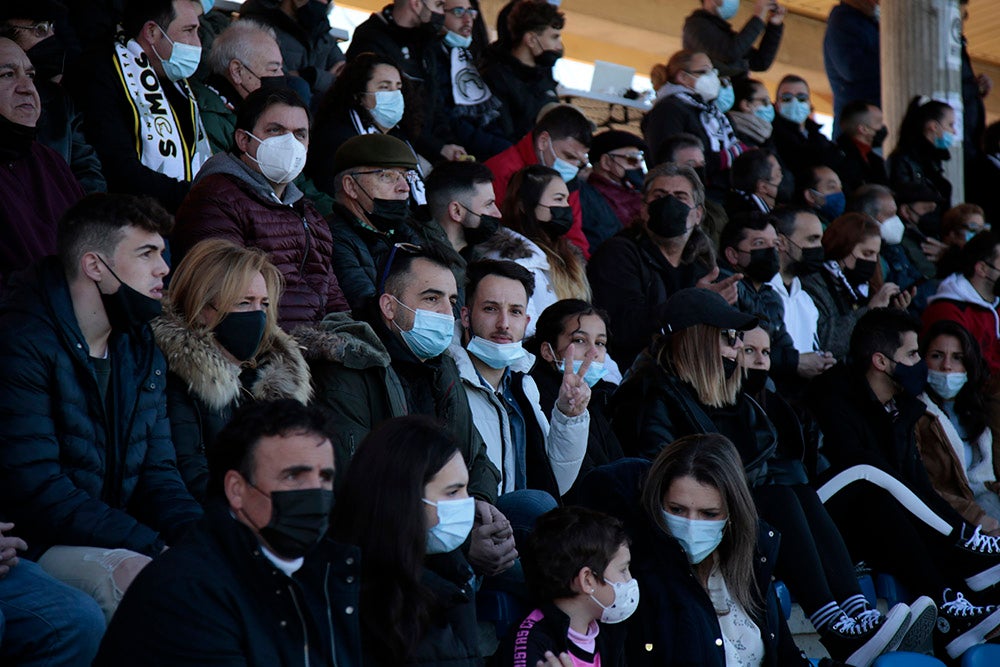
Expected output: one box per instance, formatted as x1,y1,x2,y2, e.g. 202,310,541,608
590,60,636,97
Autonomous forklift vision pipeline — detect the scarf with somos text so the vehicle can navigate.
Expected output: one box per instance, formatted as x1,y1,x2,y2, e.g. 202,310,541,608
112,35,211,182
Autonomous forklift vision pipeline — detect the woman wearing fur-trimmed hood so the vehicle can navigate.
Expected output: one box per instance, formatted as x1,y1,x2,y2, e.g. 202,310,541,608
153,239,311,503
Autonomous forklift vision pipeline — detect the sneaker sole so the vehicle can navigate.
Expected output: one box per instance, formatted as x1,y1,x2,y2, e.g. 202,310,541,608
966,562,1000,592
945,605,1000,658
897,596,937,654
846,604,910,667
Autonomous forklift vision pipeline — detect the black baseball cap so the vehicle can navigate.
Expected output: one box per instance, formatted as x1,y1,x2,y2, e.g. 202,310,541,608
660,287,758,333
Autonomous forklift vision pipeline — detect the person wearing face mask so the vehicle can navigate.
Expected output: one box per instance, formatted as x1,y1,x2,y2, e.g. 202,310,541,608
239,0,346,101
937,203,987,279
152,240,312,503
809,309,1000,661
485,103,593,258
800,164,846,225
923,231,1000,376
770,74,844,192
0,4,106,194
174,88,349,329
0,194,203,622
801,212,912,362
449,261,591,504
588,163,736,368
331,416,482,666
888,96,956,210
500,507,634,666
526,300,626,503
643,49,746,191
682,0,786,83
579,130,648,249
480,0,564,140
481,165,591,337
847,184,925,300
916,321,1000,535
836,100,889,195
727,78,778,151
726,149,783,217
580,434,851,667
94,399,361,667
72,0,212,212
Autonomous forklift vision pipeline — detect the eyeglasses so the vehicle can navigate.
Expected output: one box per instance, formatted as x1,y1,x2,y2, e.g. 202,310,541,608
444,7,478,18
721,329,745,347
352,168,421,186
685,67,718,78
7,21,53,39
779,92,810,103
377,242,423,295
608,152,645,167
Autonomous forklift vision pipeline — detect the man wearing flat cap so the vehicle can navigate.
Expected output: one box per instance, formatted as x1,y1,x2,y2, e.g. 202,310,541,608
580,129,648,249
173,87,348,330
326,133,428,314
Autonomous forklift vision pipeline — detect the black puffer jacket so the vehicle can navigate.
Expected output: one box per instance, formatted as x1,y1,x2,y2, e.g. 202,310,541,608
479,42,559,141
577,459,811,667
35,80,106,194
888,137,954,210
94,501,363,667
0,258,202,557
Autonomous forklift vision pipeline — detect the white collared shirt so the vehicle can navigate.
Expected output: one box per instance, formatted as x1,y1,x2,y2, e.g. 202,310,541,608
768,272,819,353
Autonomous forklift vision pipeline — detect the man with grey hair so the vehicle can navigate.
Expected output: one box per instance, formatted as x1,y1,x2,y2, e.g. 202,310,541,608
588,162,741,367
193,19,284,153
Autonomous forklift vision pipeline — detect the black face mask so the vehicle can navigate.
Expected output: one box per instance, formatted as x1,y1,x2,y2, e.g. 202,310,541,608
871,126,888,149
297,0,331,34
214,310,266,362
463,213,501,246
888,358,928,397
844,257,877,288
740,247,780,283
791,245,825,277
646,195,691,239
0,114,37,162
424,9,446,35
743,367,770,395
535,49,563,68
623,168,645,190
917,210,942,238
367,198,410,232
251,485,334,560
722,356,739,380
96,258,162,334
26,34,66,81
692,166,708,188
543,205,574,237
257,75,291,92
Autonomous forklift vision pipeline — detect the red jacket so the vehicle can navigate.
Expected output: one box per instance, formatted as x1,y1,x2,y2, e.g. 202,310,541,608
484,133,590,258
923,274,1000,375
174,155,349,330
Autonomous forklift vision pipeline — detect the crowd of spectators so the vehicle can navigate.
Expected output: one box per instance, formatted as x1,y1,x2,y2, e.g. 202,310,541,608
5,0,1000,665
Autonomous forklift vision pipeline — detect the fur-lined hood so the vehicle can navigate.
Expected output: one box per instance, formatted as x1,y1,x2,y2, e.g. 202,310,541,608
478,228,550,270
292,312,391,370
152,307,312,411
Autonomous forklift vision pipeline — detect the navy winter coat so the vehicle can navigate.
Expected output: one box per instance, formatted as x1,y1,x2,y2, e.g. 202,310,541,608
0,257,202,557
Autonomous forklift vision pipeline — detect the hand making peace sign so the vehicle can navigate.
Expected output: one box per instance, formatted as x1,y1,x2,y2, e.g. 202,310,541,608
555,343,596,418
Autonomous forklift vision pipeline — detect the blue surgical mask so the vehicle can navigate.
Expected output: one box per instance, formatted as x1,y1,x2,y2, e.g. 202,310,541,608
555,355,608,387
547,142,579,182
935,131,957,151
662,511,726,564
466,335,527,369
778,99,811,125
966,229,978,243
813,190,846,220
369,89,405,129
153,25,202,82
392,297,455,359
927,370,968,400
444,30,473,48
718,0,740,20
201,0,215,12
715,83,735,113
424,496,475,554
754,103,775,123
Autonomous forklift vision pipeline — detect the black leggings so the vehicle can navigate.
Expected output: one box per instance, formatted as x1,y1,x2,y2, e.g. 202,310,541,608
754,483,864,616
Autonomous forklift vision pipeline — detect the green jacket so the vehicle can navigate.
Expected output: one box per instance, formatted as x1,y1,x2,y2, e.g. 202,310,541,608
296,313,500,502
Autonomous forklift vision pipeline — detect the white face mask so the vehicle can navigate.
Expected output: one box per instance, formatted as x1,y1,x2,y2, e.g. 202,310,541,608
879,215,905,245
927,370,967,400
423,496,475,554
245,132,307,185
590,578,640,624
694,70,721,102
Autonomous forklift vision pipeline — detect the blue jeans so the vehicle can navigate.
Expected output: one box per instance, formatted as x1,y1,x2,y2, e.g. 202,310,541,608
484,489,559,596
0,559,105,667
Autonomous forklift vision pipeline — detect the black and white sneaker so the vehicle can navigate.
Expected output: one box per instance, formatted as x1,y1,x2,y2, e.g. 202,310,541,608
935,588,1000,659
895,596,937,655
820,604,909,667
959,525,1000,591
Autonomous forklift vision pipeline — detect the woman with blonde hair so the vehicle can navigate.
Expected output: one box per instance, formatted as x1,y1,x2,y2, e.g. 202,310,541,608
153,238,312,502
480,164,590,337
